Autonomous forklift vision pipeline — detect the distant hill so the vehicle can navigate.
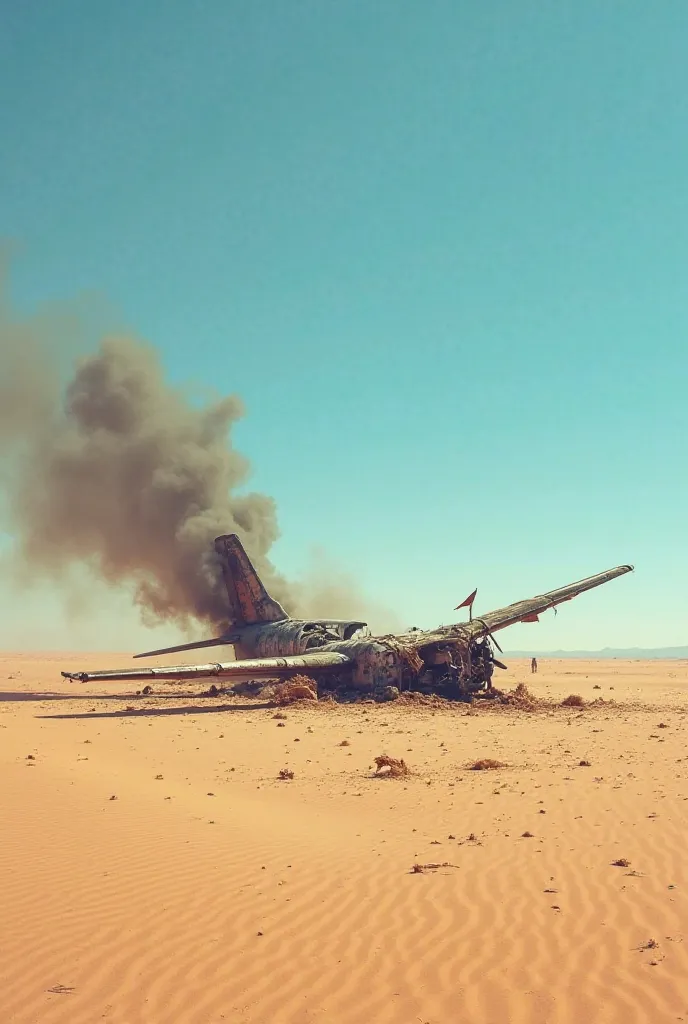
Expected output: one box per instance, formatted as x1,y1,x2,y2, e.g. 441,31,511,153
504,647,688,660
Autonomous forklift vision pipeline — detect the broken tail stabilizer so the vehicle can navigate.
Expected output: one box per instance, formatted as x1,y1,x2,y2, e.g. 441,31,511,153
133,634,240,660
214,534,288,626
133,533,288,659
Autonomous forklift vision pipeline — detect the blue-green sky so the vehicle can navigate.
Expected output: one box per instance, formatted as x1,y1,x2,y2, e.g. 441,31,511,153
1,1,686,651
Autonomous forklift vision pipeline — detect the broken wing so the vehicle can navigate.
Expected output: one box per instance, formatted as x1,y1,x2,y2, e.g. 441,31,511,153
61,650,351,684
132,634,241,659
465,564,633,638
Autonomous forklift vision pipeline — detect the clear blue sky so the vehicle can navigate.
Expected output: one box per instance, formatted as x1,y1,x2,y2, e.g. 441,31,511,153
1,1,686,651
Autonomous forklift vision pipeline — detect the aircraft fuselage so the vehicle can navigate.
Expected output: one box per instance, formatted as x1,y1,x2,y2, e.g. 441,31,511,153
230,618,367,659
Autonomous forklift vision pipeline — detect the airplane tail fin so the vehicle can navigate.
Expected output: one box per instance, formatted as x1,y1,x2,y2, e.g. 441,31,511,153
214,534,288,626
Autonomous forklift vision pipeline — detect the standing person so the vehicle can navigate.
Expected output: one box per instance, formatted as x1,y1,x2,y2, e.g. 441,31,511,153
531,657,538,674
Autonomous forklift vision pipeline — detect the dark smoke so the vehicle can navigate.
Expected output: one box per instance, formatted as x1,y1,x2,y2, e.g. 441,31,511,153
0,280,294,634
0,274,402,641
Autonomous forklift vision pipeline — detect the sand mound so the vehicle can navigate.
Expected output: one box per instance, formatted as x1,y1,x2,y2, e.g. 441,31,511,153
273,676,318,705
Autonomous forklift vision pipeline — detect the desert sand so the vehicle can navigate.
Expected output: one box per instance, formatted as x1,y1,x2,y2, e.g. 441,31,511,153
1,654,687,1024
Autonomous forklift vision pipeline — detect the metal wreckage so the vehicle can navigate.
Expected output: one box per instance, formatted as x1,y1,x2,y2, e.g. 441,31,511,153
63,535,633,701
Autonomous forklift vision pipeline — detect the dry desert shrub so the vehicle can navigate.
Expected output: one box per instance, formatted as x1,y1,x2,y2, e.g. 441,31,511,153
500,683,538,710
469,758,507,770
273,675,318,705
278,768,295,781
561,694,585,708
374,755,409,778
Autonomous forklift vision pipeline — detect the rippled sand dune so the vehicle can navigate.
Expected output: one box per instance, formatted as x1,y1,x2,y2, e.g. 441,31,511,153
1,653,687,1023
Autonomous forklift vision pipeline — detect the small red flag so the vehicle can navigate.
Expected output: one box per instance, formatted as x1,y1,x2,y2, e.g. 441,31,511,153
454,588,477,611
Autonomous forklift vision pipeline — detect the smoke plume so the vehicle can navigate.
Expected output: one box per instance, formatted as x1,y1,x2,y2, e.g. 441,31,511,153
0,280,297,634
0,273,402,641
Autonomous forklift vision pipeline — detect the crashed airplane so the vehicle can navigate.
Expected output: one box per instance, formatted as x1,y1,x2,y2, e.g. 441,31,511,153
62,535,633,701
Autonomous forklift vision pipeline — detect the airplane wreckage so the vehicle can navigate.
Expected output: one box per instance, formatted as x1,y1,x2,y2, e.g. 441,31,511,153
63,535,633,701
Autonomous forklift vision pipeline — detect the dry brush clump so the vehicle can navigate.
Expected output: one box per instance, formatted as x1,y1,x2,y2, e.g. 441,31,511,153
561,694,586,708
373,755,409,778
469,759,507,771
500,683,538,710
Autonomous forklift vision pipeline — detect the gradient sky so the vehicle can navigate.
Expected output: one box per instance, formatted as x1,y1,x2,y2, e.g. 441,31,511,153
1,1,687,652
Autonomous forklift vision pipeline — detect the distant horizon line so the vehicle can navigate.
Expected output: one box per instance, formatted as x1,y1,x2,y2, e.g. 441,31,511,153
504,645,688,660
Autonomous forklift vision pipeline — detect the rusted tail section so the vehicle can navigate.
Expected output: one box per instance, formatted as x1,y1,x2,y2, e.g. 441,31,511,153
214,534,288,626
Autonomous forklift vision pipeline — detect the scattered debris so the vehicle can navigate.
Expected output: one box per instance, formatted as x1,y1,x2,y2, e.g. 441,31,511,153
232,680,267,697
273,712,288,720
411,862,456,873
278,768,295,781
397,691,449,709
374,755,409,778
469,759,506,771
379,685,400,702
561,694,585,708
612,858,631,868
